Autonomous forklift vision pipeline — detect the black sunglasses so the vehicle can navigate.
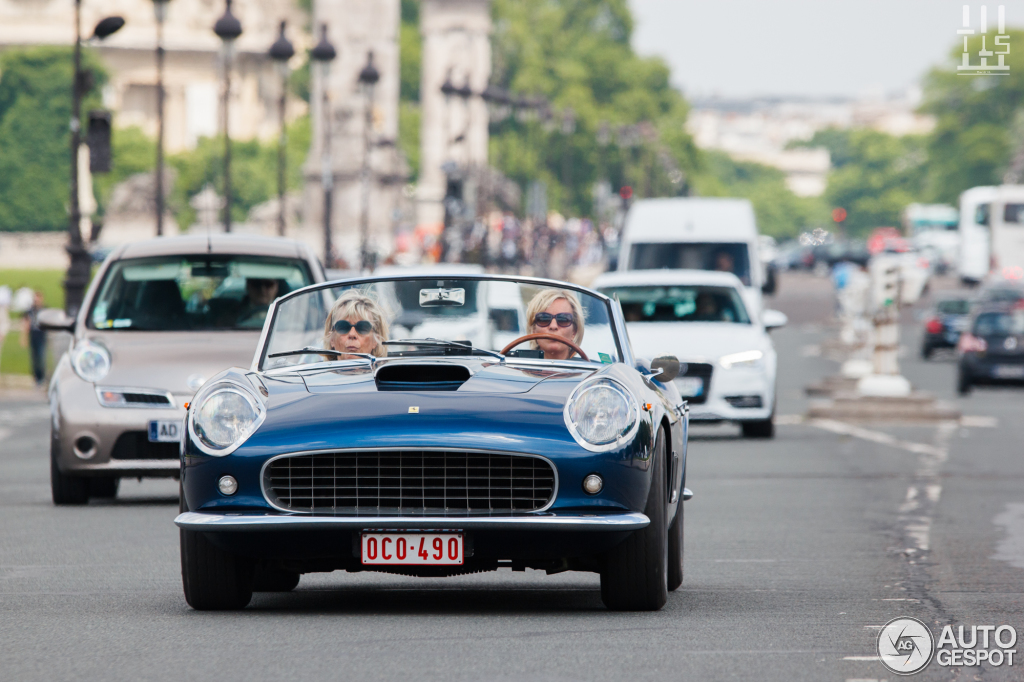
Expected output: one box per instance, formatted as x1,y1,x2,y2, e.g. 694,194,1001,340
333,320,374,335
534,312,575,328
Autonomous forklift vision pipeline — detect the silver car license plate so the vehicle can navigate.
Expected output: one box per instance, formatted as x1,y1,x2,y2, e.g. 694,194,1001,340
993,365,1024,379
148,420,181,443
675,377,704,397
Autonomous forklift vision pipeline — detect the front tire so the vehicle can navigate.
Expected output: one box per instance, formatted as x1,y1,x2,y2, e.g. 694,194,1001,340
667,497,684,592
741,418,774,439
600,430,668,611
181,528,255,610
50,432,89,505
957,368,972,395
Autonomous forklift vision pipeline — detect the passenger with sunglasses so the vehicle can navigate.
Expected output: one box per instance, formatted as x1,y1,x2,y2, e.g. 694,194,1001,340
322,290,390,359
525,289,585,360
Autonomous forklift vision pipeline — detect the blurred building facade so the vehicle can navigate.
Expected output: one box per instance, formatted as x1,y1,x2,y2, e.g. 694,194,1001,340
417,0,492,229
687,90,936,198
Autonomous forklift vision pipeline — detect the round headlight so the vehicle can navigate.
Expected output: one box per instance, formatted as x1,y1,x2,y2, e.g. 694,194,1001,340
567,382,638,447
71,341,111,383
192,388,260,453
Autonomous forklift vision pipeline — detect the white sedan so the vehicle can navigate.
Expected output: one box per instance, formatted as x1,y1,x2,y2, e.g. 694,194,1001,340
594,269,787,438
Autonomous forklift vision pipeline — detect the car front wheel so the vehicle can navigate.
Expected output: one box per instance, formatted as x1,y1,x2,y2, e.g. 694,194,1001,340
741,418,774,438
180,490,255,610
600,429,668,611
50,431,89,505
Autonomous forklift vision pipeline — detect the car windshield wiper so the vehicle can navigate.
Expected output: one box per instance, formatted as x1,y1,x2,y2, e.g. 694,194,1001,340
382,339,504,361
266,347,376,363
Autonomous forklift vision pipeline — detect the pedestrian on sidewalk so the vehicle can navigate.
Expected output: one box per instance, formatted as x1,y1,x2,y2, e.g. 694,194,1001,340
0,285,10,378
21,290,46,387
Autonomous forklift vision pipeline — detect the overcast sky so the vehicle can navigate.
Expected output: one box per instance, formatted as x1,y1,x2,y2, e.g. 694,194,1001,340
629,0,1023,99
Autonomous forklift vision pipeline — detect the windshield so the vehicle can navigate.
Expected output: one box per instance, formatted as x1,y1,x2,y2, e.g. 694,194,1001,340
936,299,971,315
628,242,751,285
975,311,1024,336
89,255,314,331
261,277,622,370
600,285,750,324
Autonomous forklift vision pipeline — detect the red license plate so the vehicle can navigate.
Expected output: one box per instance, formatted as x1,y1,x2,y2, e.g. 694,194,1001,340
361,533,463,565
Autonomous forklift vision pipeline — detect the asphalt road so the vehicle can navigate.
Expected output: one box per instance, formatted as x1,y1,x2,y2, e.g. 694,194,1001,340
1,271,1022,682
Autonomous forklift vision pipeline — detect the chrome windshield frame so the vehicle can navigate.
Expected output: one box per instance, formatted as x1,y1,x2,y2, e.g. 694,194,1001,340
251,274,633,372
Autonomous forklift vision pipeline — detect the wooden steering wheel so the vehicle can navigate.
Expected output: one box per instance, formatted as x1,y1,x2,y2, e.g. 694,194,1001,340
501,333,589,361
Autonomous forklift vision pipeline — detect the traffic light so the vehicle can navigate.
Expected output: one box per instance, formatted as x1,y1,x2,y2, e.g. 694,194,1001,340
87,110,112,173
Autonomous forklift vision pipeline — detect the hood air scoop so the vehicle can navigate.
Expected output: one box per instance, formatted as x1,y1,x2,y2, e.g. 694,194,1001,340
374,364,471,392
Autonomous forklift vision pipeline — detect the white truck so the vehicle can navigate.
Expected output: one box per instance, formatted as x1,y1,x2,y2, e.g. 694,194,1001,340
958,185,1024,285
617,197,767,311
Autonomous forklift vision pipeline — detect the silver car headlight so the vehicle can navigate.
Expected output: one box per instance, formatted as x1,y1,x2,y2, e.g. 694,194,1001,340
564,378,640,452
188,382,265,456
719,349,764,369
71,340,111,383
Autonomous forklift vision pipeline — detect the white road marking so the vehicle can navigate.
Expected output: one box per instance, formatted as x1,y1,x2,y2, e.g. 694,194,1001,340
960,415,998,427
775,414,805,425
993,503,1024,570
808,419,945,457
0,427,9,442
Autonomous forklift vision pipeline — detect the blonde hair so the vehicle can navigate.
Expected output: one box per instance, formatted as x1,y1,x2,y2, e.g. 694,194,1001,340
525,288,585,347
323,290,390,358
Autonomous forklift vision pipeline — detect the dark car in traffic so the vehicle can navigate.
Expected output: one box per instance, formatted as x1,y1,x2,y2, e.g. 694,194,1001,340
957,304,1024,394
921,296,972,358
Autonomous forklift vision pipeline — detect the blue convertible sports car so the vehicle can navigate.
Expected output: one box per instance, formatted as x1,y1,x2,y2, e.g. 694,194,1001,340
175,274,690,611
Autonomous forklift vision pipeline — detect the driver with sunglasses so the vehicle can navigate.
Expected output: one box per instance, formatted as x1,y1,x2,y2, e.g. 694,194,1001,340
525,289,585,360
322,290,390,359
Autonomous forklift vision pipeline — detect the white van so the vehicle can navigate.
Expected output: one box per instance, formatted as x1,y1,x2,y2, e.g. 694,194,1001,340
618,198,765,310
958,185,1024,284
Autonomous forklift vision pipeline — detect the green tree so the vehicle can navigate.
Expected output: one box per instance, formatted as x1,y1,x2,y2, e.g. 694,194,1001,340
920,29,1024,202
810,129,927,235
693,151,827,239
0,46,106,231
488,0,698,216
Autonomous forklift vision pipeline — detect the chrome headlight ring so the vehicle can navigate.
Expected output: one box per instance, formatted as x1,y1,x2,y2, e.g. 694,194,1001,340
187,380,266,457
71,340,111,383
563,377,641,453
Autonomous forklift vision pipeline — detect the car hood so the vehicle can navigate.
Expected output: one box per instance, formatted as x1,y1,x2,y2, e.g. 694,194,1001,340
83,330,261,395
625,322,768,363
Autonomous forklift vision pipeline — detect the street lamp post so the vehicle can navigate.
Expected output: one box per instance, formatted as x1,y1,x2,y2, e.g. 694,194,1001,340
153,0,169,236
213,0,242,233
310,25,336,267
357,51,379,271
65,6,124,316
268,21,294,237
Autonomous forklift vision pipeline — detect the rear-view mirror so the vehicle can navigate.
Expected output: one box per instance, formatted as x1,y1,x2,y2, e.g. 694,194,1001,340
37,308,75,333
651,355,681,382
419,288,465,307
762,309,787,330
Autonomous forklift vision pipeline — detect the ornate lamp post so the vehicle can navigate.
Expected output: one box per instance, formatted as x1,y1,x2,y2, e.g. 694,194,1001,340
153,0,169,236
268,21,294,237
357,51,379,271
213,0,242,233
65,8,124,316
309,25,336,266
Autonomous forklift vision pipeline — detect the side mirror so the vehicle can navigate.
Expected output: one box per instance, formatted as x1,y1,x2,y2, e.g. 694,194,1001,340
650,355,680,382
37,308,76,333
762,309,787,330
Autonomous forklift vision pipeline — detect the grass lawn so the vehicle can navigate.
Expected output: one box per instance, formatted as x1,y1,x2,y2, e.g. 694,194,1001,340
1,269,66,376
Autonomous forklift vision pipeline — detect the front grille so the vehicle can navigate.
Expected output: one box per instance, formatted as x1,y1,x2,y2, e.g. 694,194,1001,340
110,431,179,460
725,395,763,408
677,362,713,404
122,392,172,405
263,450,556,514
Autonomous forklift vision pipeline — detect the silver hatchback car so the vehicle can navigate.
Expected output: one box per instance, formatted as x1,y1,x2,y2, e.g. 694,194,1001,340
41,235,325,504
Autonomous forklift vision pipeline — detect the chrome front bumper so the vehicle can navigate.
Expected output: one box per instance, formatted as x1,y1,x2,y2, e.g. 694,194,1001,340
174,510,651,532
